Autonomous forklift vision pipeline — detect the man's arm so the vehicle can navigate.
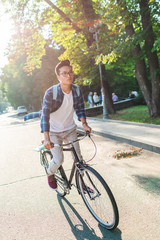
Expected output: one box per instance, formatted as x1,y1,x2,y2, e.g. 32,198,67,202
41,87,53,133
41,87,53,149
80,117,92,133
42,131,53,149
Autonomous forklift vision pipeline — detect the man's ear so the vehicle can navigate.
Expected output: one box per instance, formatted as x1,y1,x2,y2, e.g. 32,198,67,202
57,75,61,82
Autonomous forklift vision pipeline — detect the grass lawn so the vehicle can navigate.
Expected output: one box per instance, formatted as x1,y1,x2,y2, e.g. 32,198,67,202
95,105,160,125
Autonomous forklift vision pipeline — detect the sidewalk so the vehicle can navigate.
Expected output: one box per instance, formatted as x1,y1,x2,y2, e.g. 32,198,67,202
75,117,160,154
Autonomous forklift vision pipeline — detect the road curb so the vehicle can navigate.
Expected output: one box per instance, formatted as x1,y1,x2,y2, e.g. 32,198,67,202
77,127,160,154
88,117,160,129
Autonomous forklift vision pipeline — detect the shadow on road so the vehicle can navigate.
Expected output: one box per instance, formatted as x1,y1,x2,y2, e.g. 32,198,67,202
133,175,160,195
57,195,122,240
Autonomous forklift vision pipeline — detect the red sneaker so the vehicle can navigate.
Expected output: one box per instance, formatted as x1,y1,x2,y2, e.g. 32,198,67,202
48,175,57,190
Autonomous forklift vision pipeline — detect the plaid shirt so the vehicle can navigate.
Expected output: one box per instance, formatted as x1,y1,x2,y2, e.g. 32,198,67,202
40,83,86,133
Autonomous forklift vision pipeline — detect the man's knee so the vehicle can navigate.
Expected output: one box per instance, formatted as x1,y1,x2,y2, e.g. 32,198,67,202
53,155,64,166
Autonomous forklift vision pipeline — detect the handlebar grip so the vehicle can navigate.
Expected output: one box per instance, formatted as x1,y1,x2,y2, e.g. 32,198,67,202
51,143,54,148
86,131,90,137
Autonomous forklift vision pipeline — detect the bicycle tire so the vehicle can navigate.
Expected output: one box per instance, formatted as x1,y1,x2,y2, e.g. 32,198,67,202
41,151,67,197
41,150,52,174
55,166,67,197
76,166,119,230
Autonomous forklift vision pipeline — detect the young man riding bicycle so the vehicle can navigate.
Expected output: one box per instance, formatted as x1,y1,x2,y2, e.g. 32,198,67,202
41,60,91,190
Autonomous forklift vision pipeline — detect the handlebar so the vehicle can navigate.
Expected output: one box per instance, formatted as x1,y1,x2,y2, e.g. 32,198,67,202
35,131,90,152
51,131,90,148
35,131,96,163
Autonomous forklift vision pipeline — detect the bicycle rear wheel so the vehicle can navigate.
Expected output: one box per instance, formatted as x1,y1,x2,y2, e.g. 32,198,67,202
76,166,119,230
55,166,67,197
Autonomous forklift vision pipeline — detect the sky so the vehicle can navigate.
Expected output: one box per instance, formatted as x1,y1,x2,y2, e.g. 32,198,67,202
0,3,13,69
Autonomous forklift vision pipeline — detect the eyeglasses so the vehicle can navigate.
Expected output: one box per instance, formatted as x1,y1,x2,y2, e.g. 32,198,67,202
59,71,74,77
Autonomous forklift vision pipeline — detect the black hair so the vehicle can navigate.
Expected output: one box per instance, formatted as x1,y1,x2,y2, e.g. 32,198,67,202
55,60,72,75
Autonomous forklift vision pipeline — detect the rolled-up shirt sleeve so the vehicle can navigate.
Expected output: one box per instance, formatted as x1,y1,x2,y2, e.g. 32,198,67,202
24,111,41,121
40,88,53,133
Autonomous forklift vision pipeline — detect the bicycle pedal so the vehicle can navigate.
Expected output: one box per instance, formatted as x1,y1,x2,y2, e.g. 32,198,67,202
83,186,94,194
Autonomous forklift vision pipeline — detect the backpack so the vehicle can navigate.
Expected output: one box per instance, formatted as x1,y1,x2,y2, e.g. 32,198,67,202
52,84,80,100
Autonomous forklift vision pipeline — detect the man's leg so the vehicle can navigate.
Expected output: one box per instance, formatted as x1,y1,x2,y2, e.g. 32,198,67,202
46,133,64,190
48,134,64,176
64,128,83,161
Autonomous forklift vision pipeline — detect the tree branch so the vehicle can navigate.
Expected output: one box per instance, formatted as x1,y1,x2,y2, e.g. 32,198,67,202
44,0,81,33
80,0,97,20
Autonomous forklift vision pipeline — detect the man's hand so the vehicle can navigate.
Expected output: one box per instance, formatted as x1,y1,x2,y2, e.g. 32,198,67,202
82,122,92,133
42,139,54,149
43,131,53,149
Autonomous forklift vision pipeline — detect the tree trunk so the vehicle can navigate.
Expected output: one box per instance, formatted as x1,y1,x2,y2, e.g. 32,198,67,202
117,0,160,117
80,0,98,47
102,65,115,114
125,24,152,115
139,0,160,117
103,81,115,114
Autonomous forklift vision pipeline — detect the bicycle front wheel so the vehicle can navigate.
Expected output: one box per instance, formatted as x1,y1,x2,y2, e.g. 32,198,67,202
76,166,119,230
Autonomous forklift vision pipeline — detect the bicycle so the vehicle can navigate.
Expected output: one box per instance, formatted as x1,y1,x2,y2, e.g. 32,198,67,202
35,132,119,230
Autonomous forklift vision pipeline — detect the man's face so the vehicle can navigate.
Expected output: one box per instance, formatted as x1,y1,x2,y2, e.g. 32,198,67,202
57,66,74,85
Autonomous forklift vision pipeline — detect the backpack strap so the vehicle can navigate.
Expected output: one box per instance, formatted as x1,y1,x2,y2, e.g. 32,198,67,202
72,84,80,97
52,85,58,100
75,85,80,97
53,84,80,100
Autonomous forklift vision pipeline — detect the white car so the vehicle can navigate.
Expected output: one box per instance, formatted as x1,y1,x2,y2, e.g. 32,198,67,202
17,106,28,115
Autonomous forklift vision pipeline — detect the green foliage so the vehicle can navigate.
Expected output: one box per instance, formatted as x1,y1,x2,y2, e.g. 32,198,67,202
104,59,139,98
3,0,160,76
152,38,160,52
0,46,62,110
0,89,9,112
97,105,160,125
2,0,160,116
109,105,160,124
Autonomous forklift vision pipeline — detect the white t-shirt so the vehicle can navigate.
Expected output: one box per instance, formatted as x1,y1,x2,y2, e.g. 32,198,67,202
93,95,99,103
49,91,76,132
132,91,138,97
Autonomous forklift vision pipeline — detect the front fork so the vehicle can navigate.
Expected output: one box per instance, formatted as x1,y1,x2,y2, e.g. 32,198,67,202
75,162,88,195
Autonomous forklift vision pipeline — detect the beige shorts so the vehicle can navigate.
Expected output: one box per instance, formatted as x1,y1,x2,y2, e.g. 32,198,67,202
47,127,83,175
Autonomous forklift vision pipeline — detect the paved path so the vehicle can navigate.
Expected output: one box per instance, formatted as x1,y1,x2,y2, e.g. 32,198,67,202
75,117,160,154
1,122,160,240
3,112,159,153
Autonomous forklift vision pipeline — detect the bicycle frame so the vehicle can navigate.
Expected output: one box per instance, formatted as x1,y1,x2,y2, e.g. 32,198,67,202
59,143,86,190
36,133,89,192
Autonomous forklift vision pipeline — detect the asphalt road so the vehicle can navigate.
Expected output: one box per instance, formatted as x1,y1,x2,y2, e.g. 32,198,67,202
0,113,160,240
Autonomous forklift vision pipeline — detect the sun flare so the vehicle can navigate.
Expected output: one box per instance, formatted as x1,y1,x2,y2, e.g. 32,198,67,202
0,7,13,67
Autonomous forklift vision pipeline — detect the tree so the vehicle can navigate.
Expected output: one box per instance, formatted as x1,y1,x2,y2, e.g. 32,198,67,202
99,0,160,117
2,0,160,116
139,0,160,116
0,46,63,109
115,0,160,117
2,0,115,114
0,89,9,112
